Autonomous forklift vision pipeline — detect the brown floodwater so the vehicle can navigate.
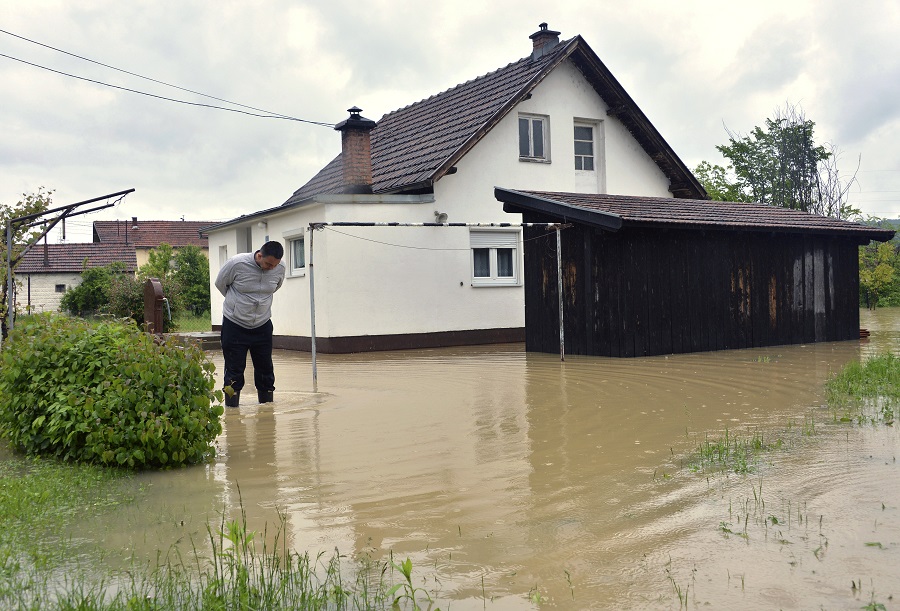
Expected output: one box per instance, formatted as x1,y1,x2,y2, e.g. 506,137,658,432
79,310,899,609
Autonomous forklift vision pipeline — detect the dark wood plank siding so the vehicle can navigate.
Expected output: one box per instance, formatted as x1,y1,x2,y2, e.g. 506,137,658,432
522,216,864,357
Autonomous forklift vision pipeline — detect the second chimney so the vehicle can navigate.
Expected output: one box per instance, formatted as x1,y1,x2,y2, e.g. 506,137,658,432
335,106,377,194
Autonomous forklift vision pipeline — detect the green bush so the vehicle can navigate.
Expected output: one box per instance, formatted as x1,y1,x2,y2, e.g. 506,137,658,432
0,313,224,469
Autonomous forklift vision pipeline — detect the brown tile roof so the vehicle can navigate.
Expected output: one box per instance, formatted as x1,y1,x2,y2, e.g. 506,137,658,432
496,188,896,241
285,34,705,205
93,220,211,248
17,242,138,273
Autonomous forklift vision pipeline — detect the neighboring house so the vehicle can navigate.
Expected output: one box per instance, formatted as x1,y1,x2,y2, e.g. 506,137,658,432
495,189,894,357
203,23,707,353
93,218,212,268
16,242,137,313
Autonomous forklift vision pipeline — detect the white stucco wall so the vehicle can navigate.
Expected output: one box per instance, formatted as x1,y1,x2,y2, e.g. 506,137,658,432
207,57,678,341
21,273,81,313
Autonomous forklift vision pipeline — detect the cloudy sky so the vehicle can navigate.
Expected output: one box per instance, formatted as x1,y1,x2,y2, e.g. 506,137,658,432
2,0,899,242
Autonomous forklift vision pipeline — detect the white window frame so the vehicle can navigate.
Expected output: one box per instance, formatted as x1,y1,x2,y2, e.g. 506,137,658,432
470,228,521,287
574,122,595,171
518,113,550,163
282,229,306,278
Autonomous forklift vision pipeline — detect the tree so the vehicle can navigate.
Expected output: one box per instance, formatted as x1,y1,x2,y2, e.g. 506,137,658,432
139,242,175,282
60,261,127,316
693,161,747,202
859,241,897,309
0,188,53,338
696,103,859,218
173,244,211,315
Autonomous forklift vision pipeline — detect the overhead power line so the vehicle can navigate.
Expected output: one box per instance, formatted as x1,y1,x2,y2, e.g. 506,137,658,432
0,29,334,127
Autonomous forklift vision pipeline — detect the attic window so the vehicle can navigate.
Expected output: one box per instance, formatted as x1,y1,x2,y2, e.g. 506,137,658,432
518,114,549,162
574,124,595,170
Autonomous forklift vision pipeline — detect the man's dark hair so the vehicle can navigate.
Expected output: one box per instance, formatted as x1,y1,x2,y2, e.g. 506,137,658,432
260,240,284,260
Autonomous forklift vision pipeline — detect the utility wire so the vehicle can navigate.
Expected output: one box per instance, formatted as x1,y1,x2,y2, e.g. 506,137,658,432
322,225,569,251
0,51,334,125
0,31,334,126
0,28,311,123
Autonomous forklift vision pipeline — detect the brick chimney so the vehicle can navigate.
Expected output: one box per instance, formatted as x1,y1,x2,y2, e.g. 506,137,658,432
530,22,560,60
334,106,377,194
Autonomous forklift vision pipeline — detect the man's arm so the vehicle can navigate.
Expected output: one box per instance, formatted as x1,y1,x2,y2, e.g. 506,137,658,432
274,264,286,292
214,258,236,297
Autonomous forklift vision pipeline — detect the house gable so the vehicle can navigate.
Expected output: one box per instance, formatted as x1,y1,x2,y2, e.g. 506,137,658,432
285,29,705,205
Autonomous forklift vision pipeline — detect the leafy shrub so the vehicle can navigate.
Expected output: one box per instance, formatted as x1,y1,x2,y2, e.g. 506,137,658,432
0,313,224,469
174,244,212,315
62,262,181,332
59,261,127,316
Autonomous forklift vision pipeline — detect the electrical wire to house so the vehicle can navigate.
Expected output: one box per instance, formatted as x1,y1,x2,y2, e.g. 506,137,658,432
0,28,334,126
320,224,572,251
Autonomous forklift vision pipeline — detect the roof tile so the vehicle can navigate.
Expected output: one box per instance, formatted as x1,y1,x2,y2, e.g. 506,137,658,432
17,242,138,273
511,190,895,240
93,220,212,248
284,41,575,204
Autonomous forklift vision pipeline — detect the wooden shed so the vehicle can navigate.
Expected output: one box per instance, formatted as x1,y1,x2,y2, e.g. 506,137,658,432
495,188,895,357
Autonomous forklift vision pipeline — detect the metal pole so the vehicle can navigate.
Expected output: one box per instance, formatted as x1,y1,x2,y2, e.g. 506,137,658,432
308,225,318,392
6,222,13,337
556,226,565,362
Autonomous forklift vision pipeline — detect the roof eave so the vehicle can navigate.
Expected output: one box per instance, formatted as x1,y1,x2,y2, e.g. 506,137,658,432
568,41,708,199
200,197,316,235
495,187,624,231
622,219,895,242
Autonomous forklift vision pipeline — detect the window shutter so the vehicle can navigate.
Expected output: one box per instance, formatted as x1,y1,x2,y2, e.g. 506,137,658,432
470,231,518,248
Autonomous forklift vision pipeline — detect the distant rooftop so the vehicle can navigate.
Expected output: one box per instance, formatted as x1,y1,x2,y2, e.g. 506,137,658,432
17,242,138,274
93,219,212,248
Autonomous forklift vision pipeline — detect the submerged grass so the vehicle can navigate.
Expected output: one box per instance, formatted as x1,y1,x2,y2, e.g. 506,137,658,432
668,352,899,609
688,428,784,475
685,352,900,477
0,448,439,609
825,352,900,424
0,452,133,567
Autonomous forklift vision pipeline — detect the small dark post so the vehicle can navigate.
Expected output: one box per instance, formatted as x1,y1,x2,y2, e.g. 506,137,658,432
143,278,165,335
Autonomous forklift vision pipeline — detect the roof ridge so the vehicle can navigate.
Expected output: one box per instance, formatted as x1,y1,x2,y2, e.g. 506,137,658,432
379,38,576,120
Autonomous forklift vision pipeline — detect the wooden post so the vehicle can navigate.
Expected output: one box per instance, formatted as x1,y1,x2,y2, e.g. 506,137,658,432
308,225,318,392
556,225,565,362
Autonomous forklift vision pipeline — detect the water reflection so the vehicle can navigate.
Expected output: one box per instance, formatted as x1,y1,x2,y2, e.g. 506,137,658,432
78,309,900,609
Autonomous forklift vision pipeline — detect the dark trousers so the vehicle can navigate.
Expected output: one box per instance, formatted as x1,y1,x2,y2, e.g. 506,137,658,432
221,317,275,393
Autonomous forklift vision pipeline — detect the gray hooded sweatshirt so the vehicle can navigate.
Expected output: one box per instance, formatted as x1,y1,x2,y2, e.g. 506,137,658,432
215,251,285,329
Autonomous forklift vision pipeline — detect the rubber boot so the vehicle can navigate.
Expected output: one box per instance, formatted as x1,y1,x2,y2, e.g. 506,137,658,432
258,390,274,404
224,390,240,408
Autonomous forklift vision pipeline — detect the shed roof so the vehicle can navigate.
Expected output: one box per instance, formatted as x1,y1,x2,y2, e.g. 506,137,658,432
17,242,138,274
285,32,705,205
496,188,896,241
93,220,211,248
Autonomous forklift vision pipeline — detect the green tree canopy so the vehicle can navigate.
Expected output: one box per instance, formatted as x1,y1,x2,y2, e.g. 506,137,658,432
59,261,128,316
139,242,175,282
173,244,211,315
695,103,859,219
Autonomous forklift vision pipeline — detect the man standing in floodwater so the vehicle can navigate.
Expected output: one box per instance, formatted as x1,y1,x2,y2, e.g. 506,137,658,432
215,240,286,408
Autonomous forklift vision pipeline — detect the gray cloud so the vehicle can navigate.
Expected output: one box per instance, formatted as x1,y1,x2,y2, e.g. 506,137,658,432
1,0,899,231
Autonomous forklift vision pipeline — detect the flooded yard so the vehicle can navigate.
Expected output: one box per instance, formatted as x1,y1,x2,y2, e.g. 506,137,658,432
80,309,898,609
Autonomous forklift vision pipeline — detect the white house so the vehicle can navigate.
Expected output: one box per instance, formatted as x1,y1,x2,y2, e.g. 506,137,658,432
16,242,137,313
203,24,705,353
